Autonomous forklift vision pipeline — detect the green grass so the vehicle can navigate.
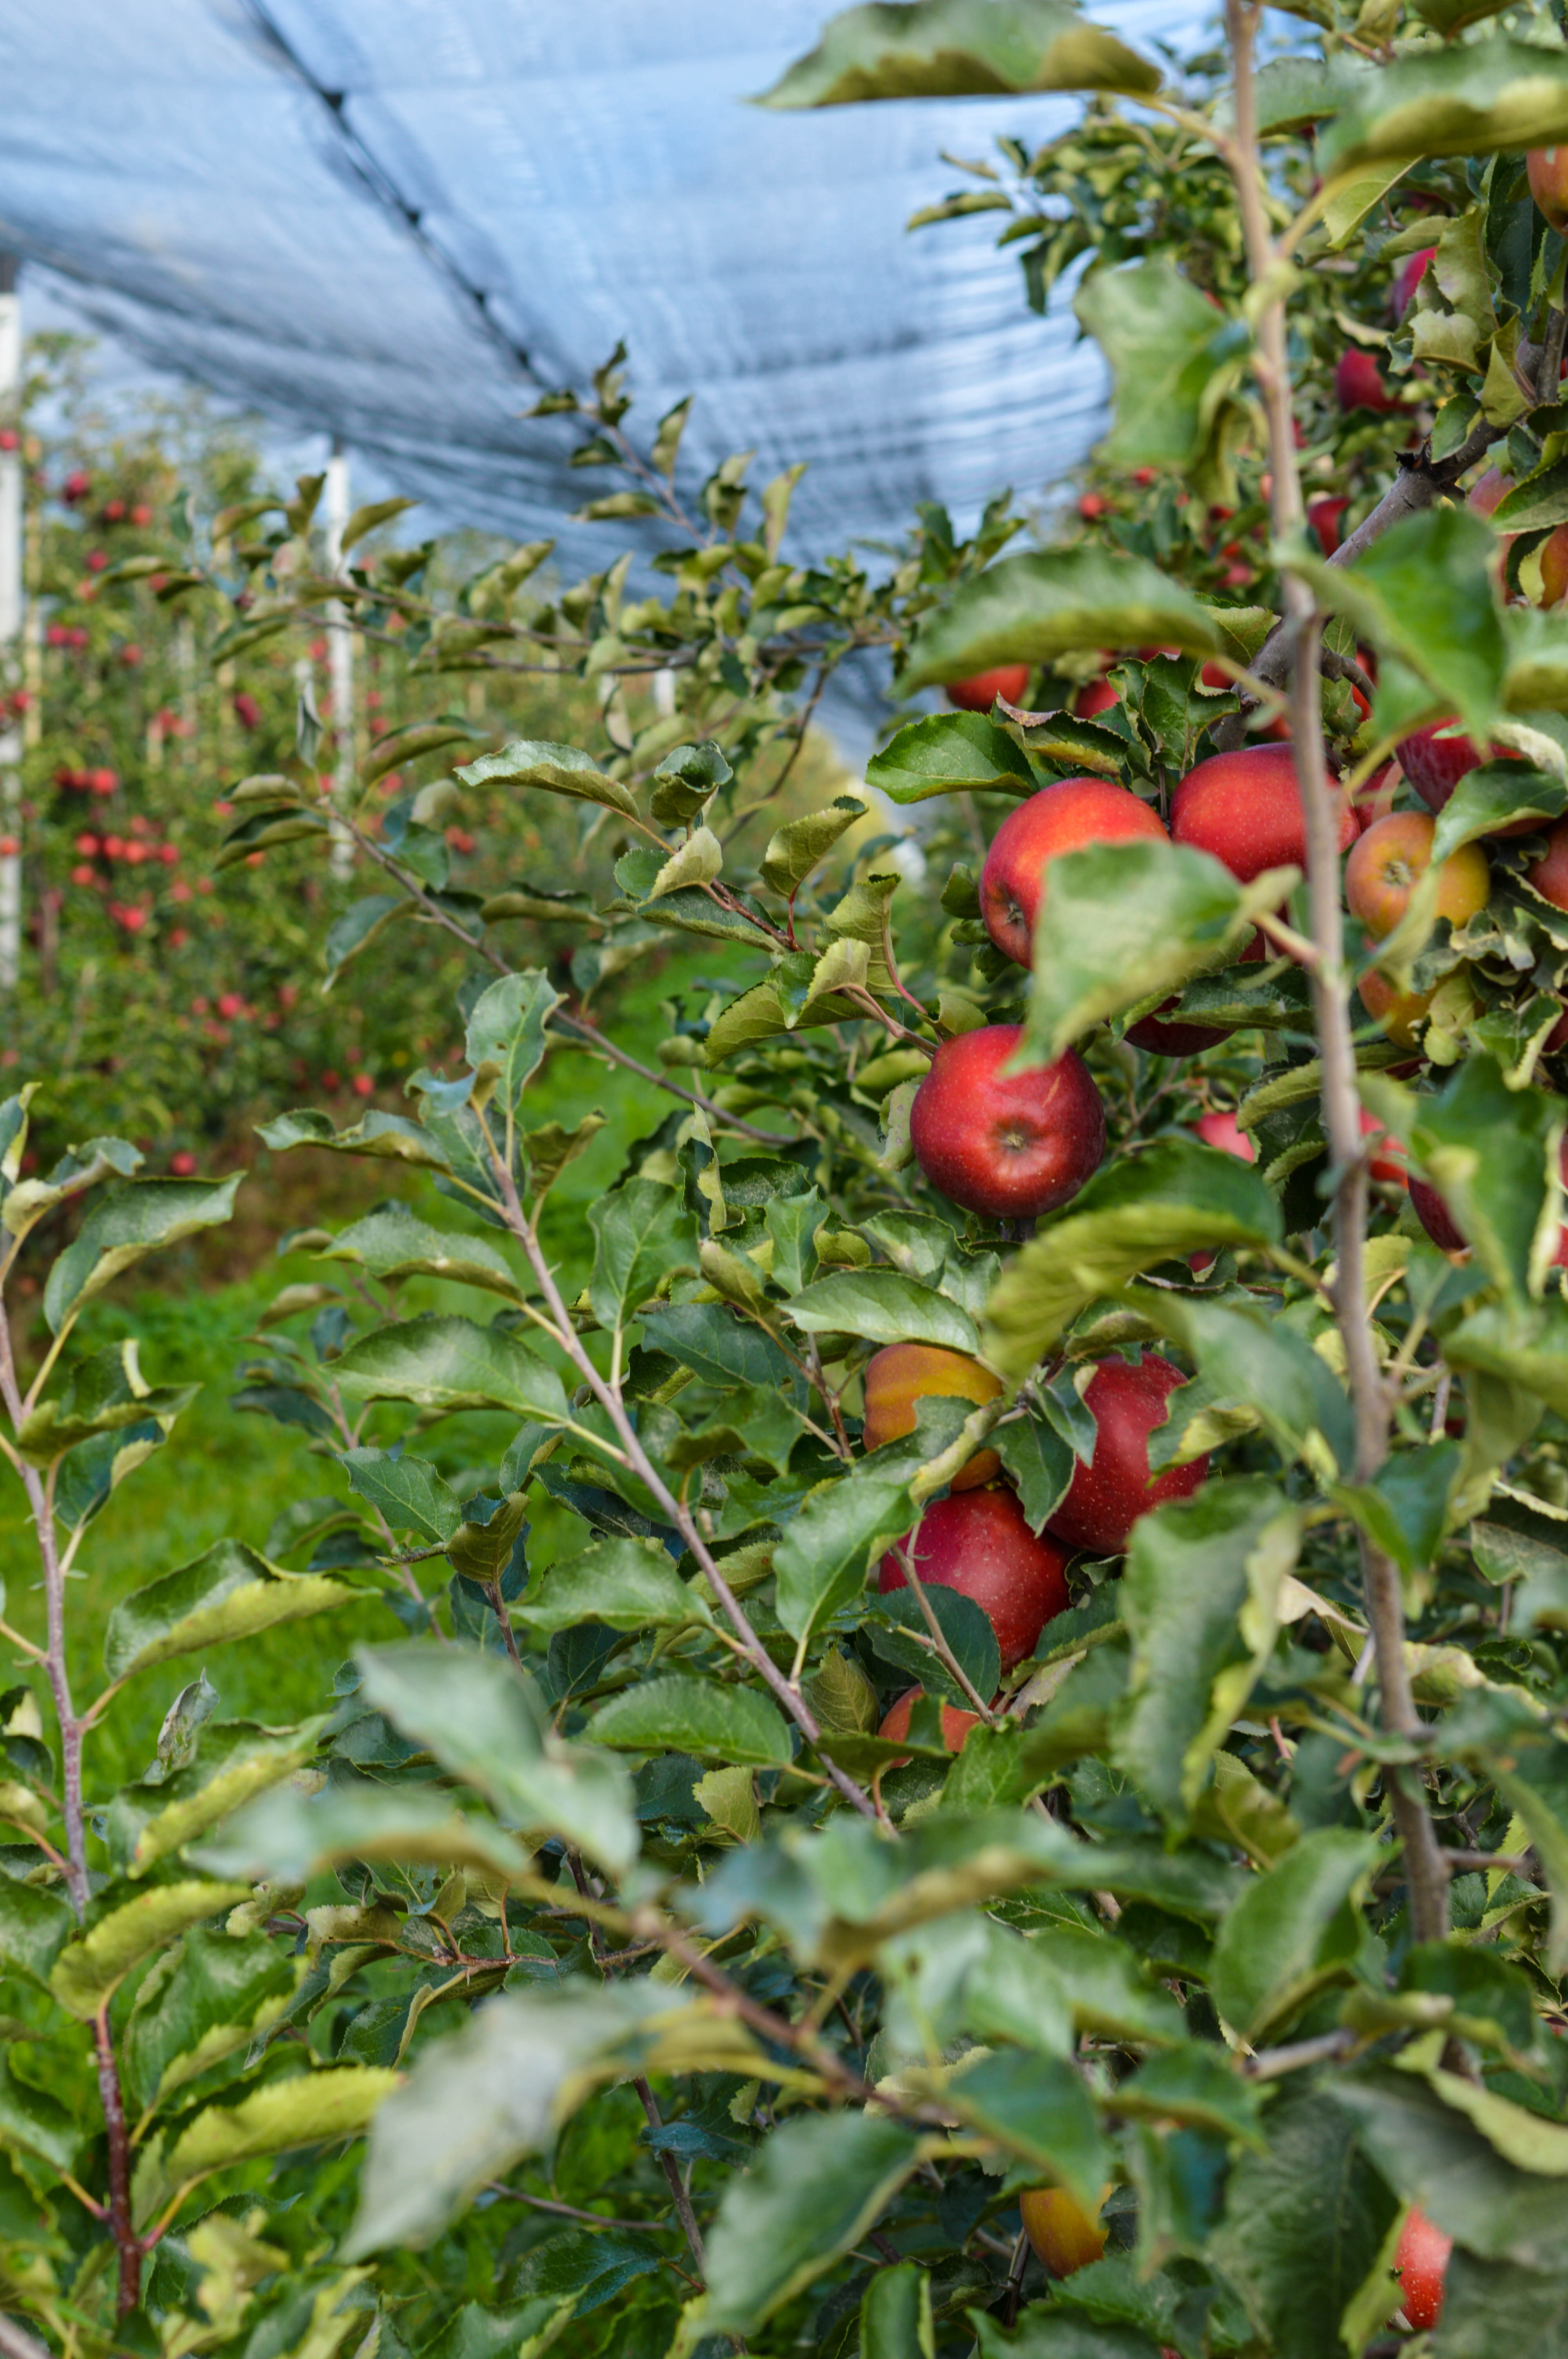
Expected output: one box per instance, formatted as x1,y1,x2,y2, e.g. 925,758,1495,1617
1,944,758,1801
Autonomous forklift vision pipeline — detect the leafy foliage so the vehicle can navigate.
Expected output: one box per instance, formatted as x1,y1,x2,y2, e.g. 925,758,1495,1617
5,4,1568,2354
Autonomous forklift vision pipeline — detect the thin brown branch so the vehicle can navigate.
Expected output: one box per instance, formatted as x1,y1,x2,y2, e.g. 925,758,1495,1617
482,2185,680,2233
1221,0,1449,1946
94,2010,140,2317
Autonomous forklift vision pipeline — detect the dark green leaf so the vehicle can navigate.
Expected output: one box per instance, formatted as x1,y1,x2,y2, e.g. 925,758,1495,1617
331,1314,569,1423
44,1176,242,1334
590,1675,791,1767
321,1204,520,1299
103,1541,359,1683
902,550,1220,697
788,1268,980,1353
1212,2090,1400,2359
1317,40,1568,176
700,2111,921,2334
944,2049,1108,2216
1327,2067,1565,2266
1209,1830,1379,2041
454,739,638,817
775,1470,913,1645
1075,261,1250,492
754,0,1161,107
513,1537,709,1633
589,1180,698,1331
338,1447,463,1546
866,712,1036,805
866,1582,1001,1712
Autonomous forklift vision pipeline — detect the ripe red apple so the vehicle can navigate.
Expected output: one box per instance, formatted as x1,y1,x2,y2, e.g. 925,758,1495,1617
1171,744,1358,883
1361,1109,1406,1186
1390,246,1436,319
1345,812,1490,940
1335,348,1401,414
910,1027,1105,1220
1046,1354,1208,1556
1529,146,1568,233
1074,674,1119,719
862,1343,1004,1488
1395,720,1491,814
946,665,1031,713
1123,1003,1230,1056
1393,2206,1452,2333
1021,2186,1110,2277
1410,1140,1568,1262
1529,816,1568,913
1307,495,1350,556
877,1685,981,1763
980,778,1167,967
1193,1107,1255,1162
878,1485,1071,1668
1359,966,1434,1051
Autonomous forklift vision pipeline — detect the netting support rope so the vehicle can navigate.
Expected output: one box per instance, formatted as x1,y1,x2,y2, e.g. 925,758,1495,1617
237,0,544,395
0,254,22,996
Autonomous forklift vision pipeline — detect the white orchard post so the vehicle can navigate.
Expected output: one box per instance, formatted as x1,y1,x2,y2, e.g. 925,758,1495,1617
323,440,356,880
0,256,23,994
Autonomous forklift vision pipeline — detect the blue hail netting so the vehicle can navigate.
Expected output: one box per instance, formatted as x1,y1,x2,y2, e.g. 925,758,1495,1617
0,0,1207,743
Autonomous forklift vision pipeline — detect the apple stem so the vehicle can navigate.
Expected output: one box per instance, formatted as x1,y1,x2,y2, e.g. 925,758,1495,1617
1222,0,1450,1946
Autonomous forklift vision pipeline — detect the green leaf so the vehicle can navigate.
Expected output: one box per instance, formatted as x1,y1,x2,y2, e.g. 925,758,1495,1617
867,1582,1001,1713
589,1179,698,1332
984,1139,1282,1375
759,794,869,900
338,1447,463,1546
943,2050,1108,2217
644,1301,799,1392
513,1536,710,1634
1142,1293,1356,1476
1114,1480,1300,1829
454,738,638,818
103,1541,359,1683
331,1315,569,1422
993,1412,1074,1532
104,1718,325,1877
256,1106,451,1170
44,1176,242,1334
321,1205,521,1300
323,894,408,989
1394,1058,1563,1304
866,712,1036,805
860,2261,935,2359
0,1876,75,1990
753,0,1161,106
590,1675,792,1767
354,1643,638,1875
1208,1830,1379,2042
787,1268,979,1353
1075,261,1250,492
1430,2251,1568,2359
1212,2090,1401,2359
700,2110,921,2335
193,1776,535,1889
343,1983,713,2254
54,1419,171,1531
16,1340,198,1465
51,1880,251,2019
136,2067,398,2229
649,738,732,825
1431,760,1566,861
464,968,561,1114
1288,506,1504,756
1022,840,1295,1063
1317,39,1568,177
0,2052,80,2175
775,1470,913,1646
1327,2067,1566,2266
123,1927,302,2117
1443,1297,1568,1425
902,549,1221,697
1331,1441,1460,1577
1111,2043,1265,2148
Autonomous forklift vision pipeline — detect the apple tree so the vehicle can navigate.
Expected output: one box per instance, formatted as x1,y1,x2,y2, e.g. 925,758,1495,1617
3,3,1568,2355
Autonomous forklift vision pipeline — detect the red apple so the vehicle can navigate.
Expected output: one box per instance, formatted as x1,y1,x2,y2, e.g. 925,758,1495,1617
1390,246,1436,319
1193,1107,1255,1162
1345,812,1490,940
946,665,1031,713
980,778,1167,967
862,1343,1004,1489
878,1485,1071,1668
1468,465,1513,522
877,1685,982,1763
1409,1174,1470,1254
1335,348,1401,414
1395,720,1488,813
1393,2206,1452,2333
1074,674,1119,719
1046,1354,1208,1556
910,1027,1105,1220
1361,1109,1407,1186
1307,495,1350,556
1359,966,1434,1050
1123,1003,1230,1056
1529,145,1568,234
1171,744,1358,884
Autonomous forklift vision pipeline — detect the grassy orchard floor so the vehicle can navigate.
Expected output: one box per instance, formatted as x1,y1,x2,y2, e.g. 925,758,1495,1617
0,941,761,1800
